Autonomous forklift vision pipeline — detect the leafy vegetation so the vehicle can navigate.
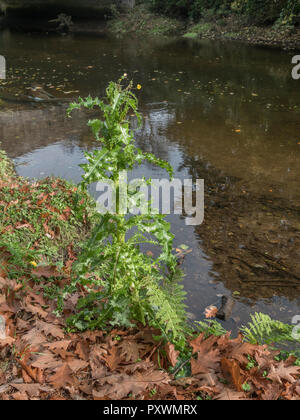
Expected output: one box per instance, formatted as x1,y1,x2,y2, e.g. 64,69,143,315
63,76,187,345
183,22,213,38
231,0,300,26
106,1,300,47
0,152,96,281
108,4,183,37
0,148,14,178
147,0,231,21
241,312,300,346
146,0,300,27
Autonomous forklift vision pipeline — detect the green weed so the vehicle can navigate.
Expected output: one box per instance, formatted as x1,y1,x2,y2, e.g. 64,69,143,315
63,76,188,345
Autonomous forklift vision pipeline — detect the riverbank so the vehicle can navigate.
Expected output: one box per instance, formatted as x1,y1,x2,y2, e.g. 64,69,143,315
183,15,300,50
1,4,300,50
1,148,300,400
0,147,99,318
105,5,300,50
107,5,184,37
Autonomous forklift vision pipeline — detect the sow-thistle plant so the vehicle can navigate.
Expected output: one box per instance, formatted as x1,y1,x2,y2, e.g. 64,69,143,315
63,76,187,344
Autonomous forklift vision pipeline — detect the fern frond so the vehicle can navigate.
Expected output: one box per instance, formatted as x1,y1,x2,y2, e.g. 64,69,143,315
241,312,298,345
195,320,227,338
143,272,187,340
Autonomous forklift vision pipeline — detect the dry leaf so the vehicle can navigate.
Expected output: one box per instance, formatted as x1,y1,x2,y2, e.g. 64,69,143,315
12,392,28,400
22,328,47,346
11,383,42,398
204,305,218,319
268,362,300,385
94,370,169,400
190,334,221,374
214,389,247,400
221,358,244,392
49,363,74,389
75,341,90,361
46,340,72,352
105,345,121,371
165,342,179,367
23,301,48,319
36,320,64,339
119,339,141,364
229,342,257,365
31,352,62,370
68,359,89,373
32,265,61,279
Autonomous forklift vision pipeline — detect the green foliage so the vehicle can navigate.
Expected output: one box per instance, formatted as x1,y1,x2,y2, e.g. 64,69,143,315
65,76,187,343
108,5,182,37
241,312,300,346
0,147,14,178
0,174,94,277
195,313,299,349
242,382,251,392
145,0,300,26
277,0,300,27
231,0,300,25
275,350,300,364
147,0,231,20
195,319,227,338
183,22,213,38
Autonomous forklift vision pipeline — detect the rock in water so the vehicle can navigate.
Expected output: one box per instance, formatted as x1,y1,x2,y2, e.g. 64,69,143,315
216,296,235,321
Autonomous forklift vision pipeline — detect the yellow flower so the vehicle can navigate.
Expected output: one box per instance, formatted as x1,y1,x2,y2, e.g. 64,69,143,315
30,261,38,267
137,84,142,90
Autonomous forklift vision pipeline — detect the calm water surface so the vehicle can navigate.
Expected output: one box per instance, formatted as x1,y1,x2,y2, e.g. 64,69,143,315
0,30,299,331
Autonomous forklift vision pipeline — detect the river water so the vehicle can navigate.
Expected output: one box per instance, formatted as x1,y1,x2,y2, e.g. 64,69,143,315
0,30,299,331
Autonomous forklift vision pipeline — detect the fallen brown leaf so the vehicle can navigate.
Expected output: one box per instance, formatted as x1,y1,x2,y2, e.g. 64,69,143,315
204,305,218,319
221,358,244,392
165,342,179,367
268,362,300,385
36,320,64,339
49,363,75,389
